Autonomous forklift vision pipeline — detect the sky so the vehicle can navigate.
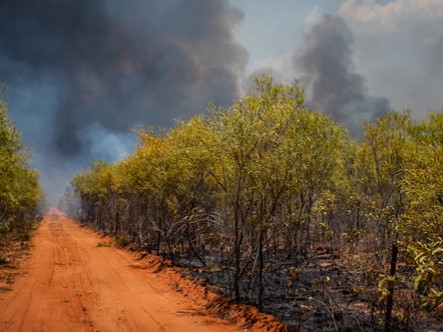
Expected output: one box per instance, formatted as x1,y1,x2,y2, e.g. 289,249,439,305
234,0,443,115
1,0,442,203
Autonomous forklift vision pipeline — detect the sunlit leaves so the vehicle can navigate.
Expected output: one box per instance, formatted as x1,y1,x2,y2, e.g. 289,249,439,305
68,77,352,303
0,95,42,231
67,76,443,313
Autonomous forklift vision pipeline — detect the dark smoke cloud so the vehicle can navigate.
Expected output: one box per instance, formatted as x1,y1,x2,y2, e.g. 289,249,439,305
294,14,390,136
0,0,247,203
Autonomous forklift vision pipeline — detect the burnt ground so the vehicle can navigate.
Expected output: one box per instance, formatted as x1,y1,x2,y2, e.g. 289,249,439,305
174,246,443,331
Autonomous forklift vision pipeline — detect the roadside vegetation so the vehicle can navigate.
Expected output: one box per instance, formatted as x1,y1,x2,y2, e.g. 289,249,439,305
64,77,443,331
0,90,43,291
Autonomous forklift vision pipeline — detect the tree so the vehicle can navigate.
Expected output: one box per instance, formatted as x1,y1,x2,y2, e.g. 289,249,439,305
0,92,42,234
400,111,443,311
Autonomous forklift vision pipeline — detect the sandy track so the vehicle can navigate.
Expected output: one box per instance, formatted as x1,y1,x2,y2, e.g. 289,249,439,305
0,209,239,332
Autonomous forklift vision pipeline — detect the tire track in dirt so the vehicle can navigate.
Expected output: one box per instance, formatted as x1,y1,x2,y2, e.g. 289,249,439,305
0,209,240,332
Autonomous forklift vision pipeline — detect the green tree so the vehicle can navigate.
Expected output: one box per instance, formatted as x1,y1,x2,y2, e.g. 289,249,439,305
0,92,42,234
400,111,443,311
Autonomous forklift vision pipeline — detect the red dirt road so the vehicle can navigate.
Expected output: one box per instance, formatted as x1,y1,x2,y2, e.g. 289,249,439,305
0,209,239,332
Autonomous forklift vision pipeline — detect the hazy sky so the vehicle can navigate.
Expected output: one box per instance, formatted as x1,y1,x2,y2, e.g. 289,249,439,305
1,0,442,203
231,0,342,77
233,0,443,115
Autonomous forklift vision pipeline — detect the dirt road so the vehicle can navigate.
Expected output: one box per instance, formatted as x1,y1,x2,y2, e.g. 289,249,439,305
0,209,239,332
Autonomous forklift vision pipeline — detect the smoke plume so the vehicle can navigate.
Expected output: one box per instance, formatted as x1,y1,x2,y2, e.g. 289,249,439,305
294,15,390,136
0,0,247,203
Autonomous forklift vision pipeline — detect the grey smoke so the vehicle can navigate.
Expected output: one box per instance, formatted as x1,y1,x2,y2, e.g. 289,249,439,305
0,0,247,203
294,15,390,136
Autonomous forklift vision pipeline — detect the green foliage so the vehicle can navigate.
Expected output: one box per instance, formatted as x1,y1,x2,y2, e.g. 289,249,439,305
0,222,9,234
68,77,351,303
97,241,112,247
408,238,443,310
66,74,443,321
0,92,42,233
377,274,396,304
360,111,412,235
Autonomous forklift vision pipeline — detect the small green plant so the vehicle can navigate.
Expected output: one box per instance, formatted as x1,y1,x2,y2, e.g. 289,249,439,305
409,238,443,310
114,236,126,247
0,222,10,235
97,241,112,247
376,274,396,304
